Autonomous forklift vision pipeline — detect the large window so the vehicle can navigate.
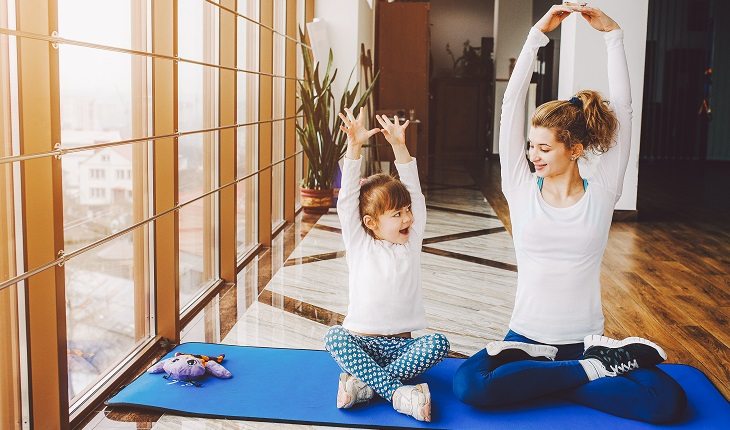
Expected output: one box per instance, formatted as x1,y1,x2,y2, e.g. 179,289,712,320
236,0,260,258
0,0,307,425
271,0,287,229
178,0,220,309
296,0,306,209
58,0,153,403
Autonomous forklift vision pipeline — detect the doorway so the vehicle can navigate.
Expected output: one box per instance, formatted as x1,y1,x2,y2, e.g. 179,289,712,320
375,0,500,178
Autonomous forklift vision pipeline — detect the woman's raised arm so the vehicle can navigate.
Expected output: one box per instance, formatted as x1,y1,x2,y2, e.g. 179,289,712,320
499,5,572,199
578,6,632,201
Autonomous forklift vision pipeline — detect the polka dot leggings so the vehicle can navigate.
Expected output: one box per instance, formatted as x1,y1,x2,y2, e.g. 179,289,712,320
324,325,450,401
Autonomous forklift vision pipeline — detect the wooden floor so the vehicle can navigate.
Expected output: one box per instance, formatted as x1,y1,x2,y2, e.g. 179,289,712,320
477,159,730,399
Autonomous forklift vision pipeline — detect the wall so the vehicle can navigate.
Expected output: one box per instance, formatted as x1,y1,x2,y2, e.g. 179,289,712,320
559,0,649,210
532,0,561,100
493,0,533,81
532,0,561,40
429,0,494,78
491,0,533,154
312,0,373,113
707,0,730,159
641,0,714,160
358,0,375,79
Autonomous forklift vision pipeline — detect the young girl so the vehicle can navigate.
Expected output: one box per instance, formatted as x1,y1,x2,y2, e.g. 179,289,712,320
323,108,449,422
453,4,686,423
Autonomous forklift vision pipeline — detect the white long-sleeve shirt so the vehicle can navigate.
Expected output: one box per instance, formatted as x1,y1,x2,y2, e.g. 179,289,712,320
337,156,428,335
500,28,632,344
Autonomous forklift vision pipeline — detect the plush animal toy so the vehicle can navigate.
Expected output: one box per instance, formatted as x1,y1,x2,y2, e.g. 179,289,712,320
147,352,232,386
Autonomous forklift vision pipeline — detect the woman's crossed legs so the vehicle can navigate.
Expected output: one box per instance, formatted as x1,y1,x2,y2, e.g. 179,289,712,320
453,330,686,424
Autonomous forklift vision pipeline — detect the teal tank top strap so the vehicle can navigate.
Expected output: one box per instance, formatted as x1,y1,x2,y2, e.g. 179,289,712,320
537,176,587,191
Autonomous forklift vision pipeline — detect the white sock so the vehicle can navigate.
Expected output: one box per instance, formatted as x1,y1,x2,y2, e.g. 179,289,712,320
579,358,613,381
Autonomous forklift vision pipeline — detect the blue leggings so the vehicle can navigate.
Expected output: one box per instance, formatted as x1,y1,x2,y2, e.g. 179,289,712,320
324,326,449,401
453,331,687,424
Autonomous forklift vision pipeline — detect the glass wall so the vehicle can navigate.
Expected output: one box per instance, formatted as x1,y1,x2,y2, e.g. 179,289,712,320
236,0,260,258
178,0,220,309
296,0,306,209
0,0,307,425
57,0,153,402
271,0,287,228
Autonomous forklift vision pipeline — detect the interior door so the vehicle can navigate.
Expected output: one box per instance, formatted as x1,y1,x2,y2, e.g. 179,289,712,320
376,0,430,177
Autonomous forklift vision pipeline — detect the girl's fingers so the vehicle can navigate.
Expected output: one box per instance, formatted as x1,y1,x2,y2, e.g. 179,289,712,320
366,128,381,138
357,107,364,121
338,112,349,125
394,115,400,126
339,125,348,133
379,115,394,127
375,115,387,129
345,107,356,122
402,120,410,130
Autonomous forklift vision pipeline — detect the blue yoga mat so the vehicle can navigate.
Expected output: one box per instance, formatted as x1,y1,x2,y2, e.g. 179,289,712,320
107,342,729,429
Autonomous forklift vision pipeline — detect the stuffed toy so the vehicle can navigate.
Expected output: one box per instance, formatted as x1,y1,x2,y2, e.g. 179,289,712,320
147,352,232,386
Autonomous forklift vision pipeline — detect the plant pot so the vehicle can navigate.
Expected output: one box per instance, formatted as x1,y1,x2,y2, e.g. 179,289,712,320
300,188,334,215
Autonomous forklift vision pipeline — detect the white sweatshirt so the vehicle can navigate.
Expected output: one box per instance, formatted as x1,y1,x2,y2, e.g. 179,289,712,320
337,156,428,335
500,28,632,344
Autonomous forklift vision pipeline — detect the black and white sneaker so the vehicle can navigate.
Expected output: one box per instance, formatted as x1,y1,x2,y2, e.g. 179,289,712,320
583,335,667,375
486,341,558,361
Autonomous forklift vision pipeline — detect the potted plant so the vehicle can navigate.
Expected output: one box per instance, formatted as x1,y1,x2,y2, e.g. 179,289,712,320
296,29,378,214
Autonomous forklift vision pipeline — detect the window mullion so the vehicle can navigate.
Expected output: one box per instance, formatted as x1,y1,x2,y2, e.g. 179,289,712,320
16,0,69,428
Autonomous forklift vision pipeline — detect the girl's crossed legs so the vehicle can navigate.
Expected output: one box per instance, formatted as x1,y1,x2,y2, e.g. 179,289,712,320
324,325,449,401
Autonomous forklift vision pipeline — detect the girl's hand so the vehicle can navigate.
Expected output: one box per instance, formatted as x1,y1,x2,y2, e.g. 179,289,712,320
375,114,410,148
534,4,574,33
338,107,380,148
573,4,620,32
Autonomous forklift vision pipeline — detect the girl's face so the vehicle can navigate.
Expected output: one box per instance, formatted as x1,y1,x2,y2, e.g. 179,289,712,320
528,126,580,177
365,206,413,244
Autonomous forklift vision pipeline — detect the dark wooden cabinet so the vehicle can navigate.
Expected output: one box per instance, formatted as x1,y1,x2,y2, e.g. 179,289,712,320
376,0,430,178
431,77,492,169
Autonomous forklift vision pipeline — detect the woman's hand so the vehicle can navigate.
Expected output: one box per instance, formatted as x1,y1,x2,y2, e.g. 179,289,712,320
534,3,574,33
339,107,380,147
573,4,620,32
375,114,409,147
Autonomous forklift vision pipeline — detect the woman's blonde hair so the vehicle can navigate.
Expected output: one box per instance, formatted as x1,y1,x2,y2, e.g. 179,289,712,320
358,173,411,238
531,89,618,155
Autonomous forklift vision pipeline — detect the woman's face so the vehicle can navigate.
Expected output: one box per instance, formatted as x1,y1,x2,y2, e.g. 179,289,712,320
528,126,577,177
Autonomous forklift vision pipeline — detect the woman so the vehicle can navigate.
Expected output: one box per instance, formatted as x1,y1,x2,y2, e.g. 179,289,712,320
452,4,687,423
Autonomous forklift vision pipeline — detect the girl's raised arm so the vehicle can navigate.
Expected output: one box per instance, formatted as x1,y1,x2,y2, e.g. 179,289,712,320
337,108,380,248
337,156,368,249
377,115,426,240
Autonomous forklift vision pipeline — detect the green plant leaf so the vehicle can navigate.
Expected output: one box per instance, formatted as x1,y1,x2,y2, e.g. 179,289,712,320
296,34,378,190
